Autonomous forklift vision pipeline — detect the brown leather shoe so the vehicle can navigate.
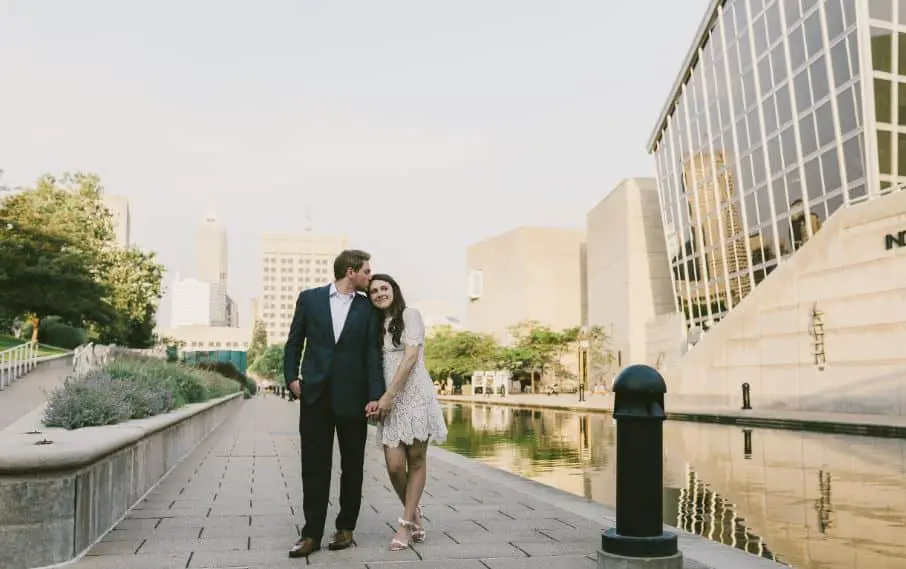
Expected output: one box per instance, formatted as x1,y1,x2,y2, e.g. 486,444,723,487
288,537,320,558
328,529,355,550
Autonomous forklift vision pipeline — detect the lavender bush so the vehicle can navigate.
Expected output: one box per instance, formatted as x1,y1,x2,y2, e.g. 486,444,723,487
43,356,239,430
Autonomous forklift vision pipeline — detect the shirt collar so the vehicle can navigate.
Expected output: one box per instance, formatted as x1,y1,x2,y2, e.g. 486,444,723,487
329,282,356,298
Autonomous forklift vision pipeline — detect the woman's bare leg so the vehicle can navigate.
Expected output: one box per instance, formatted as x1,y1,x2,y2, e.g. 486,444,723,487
383,444,408,505
402,440,428,526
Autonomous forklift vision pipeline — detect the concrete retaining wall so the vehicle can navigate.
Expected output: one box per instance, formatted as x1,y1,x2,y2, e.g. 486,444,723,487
0,393,242,569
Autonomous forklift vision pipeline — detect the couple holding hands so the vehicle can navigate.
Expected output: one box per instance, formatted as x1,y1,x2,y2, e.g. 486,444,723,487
282,249,448,558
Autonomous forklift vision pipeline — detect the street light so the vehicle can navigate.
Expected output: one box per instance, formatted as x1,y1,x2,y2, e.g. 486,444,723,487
577,326,590,402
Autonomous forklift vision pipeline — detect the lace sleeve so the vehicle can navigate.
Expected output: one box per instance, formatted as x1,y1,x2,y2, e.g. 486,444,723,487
401,308,426,347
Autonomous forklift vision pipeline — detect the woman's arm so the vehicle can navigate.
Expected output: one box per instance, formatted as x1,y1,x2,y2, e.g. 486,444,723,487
384,344,419,397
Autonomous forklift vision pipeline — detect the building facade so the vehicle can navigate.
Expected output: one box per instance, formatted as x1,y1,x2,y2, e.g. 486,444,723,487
196,216,230,326
466,227,584,344
259,232,347,344
647,0,875,331
170,277,214,328
102,194,131,249
585,178,676,366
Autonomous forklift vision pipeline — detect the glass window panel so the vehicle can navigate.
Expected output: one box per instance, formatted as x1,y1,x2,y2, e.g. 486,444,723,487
871,29,893,73
790,25,807,71
800,112,819,156
826,0,846,39
809,56,830,103
743,71,757,108
897,82,906,126
794,69,812,113
787,168,805,204
877,128,893,176
826,191,845,217
781,126,798,166
801,0,818,16
777,83,793,125
727,39,740,74
837,86,858,134
739,30,753,71
785,0,802,25
875,78,893,124
804,11,823,58
821,148,842,193
721,2,735,36
842,133,865,182
768,134,783,170
848,33,860,76
815,101,835,147
735,1,748,35
849,182,867,200
869,0,894,20
764,94,779,133
842,0,856,26
732,76,745,113
898,132,906,178
756,186,773,224
771,44,786,84
830,38,851,87
745,190,759,226
804,156,824,200
766,3,782,44
758,56,773,93
899,33,906,75
771,173,789,213
754,15,769,57
741,154,754,189
735,115,749,152
747,108,761,146
900,0,906,24
753,149,768,184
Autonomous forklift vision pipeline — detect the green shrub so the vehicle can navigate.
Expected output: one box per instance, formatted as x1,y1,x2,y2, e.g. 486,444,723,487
43,355,239,430
22,316,87,349
194,361,258,396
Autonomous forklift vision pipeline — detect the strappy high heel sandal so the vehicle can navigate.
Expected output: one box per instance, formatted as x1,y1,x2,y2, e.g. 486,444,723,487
390,518,414,551
412,505,426,543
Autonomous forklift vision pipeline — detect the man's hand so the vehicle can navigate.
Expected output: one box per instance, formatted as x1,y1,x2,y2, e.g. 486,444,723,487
364,400,379,419
288,379,301,399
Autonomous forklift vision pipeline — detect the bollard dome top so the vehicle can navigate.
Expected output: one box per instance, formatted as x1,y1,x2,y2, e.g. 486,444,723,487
612,364,667,394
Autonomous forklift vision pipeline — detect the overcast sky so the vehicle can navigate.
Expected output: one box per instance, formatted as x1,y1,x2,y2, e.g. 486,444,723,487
0,0,710,327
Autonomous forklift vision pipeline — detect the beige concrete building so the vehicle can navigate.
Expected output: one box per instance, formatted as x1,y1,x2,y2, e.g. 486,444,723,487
466,227,584,344
585,178,675,366
259,232,347,344
102,194,130,249
160,325,251,351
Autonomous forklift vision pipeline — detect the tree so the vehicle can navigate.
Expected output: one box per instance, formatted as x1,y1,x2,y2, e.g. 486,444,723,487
93,248,165,347
506,320,568,381
249,343,284,381
247,320,268,363
0,218,114,340
423,326,499,383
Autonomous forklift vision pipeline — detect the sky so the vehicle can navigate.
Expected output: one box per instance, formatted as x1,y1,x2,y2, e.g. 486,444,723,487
0,0,710,328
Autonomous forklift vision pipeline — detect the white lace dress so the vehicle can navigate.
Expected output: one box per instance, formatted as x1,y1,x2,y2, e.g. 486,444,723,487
376,307,448,448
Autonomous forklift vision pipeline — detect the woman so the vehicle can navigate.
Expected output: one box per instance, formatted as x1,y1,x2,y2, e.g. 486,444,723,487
368,273,448,551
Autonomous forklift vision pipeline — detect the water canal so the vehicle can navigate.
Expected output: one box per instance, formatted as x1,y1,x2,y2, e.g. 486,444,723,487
437,402,906,569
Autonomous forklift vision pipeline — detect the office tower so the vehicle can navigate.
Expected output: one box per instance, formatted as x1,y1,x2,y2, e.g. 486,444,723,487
196,216,229,326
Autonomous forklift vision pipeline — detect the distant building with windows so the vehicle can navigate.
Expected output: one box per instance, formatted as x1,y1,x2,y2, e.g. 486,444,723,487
259,232,347,344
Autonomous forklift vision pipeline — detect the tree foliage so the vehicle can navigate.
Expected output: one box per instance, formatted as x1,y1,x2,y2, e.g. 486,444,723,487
423,326,499,381
249,343,284,381
247,320,268,364
0,172,164,346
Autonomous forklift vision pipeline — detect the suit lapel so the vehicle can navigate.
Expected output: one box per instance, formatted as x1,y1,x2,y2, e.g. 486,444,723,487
336,294,365,346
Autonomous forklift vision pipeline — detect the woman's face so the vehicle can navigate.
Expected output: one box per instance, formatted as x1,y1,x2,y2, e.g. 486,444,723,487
369,279,394,310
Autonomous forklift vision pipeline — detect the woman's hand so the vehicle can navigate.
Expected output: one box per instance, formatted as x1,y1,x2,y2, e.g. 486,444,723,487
377,392,395,418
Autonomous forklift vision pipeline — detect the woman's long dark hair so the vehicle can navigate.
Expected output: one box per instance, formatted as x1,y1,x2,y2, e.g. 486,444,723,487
370,273,407,348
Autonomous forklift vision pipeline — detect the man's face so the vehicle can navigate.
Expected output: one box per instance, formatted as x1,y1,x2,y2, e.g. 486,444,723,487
348,261,372,291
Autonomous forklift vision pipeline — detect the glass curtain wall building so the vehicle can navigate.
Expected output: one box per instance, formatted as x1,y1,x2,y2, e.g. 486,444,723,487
647,0,903,332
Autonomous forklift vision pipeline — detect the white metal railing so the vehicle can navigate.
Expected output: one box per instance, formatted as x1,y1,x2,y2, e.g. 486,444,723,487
72,342,115,378
0,340,39,390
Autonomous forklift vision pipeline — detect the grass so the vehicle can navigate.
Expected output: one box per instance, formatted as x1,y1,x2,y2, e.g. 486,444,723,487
0,334,71,356
43,355,241,430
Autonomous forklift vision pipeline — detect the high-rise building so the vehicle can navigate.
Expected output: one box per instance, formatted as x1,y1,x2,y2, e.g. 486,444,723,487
259,233,347,344
170,277,215,328
196,216,229,326
102,194,131,248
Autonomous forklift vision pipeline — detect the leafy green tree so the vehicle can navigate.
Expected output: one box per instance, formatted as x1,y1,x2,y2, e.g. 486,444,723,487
249,343,284,381
247,320,268,363
506,320,568,380
93,248,165,347
423,326,499,382
0,217,114,340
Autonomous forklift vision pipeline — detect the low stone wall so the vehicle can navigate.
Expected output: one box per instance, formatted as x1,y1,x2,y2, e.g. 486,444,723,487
0,392,243,569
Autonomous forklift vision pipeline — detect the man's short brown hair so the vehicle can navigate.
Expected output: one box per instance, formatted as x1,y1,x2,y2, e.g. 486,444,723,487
333,249,371,280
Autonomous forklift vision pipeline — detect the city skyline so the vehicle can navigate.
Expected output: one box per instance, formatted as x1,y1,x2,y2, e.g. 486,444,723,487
0,0,710,326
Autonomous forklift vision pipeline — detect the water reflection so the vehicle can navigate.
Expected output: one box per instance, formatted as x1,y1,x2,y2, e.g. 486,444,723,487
439,403,906,569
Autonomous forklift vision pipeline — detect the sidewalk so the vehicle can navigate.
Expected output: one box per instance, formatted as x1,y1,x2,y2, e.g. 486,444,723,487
62,394,779,569
438,393,906,438
0,356,72,431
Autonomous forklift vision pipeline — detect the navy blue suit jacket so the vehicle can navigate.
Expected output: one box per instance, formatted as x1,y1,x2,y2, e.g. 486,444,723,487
283,285,384,418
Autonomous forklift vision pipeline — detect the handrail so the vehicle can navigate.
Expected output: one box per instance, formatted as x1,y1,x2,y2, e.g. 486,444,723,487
0,340,39,390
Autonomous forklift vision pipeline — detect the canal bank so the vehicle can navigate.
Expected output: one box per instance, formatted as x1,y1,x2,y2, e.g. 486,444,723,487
437,394,906,438
61,395,780,569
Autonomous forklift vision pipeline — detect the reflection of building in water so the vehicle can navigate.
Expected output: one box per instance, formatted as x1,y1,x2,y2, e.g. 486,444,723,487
469,405,512,432
676,467,781,563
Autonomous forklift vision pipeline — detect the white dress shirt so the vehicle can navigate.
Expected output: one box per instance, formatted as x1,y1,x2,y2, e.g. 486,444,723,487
328,283,356,343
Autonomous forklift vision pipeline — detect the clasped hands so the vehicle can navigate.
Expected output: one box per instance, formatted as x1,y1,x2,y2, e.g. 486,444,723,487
365,392,395,421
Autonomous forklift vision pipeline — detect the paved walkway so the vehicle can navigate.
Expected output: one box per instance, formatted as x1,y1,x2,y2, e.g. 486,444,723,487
439,393,906,437
0,356,71,431
64,394,780,569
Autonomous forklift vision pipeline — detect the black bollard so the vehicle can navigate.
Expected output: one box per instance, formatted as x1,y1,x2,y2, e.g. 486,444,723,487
600,364,680,564
741,382,752,410
578,383,585,402
743,428,753,460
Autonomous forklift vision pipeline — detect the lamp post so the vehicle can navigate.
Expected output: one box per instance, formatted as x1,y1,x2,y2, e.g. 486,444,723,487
577,326,590,402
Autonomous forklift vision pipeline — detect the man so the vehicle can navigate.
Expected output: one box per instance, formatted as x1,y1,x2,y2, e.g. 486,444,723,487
283,249,385,558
